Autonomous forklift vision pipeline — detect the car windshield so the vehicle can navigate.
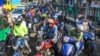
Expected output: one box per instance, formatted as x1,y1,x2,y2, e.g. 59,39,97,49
12,8,23,14
17,6,27,8
28,3,33,7
28,2,36,7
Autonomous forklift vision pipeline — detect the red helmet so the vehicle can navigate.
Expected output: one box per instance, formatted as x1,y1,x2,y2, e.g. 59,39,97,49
48,19,56,24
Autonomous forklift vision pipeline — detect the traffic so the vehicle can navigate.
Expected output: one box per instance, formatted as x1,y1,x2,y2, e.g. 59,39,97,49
0,0,100,56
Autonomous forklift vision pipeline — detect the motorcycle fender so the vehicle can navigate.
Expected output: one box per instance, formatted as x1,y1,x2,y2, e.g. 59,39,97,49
66,44,73,55
76,42,84,51
61,44,74,56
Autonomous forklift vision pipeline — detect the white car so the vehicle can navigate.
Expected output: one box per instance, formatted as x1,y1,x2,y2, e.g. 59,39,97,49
10,7,25,21
17,4,28,8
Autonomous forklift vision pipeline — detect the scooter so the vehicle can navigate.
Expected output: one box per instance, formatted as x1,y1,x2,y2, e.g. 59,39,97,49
12,36,30,56
35,39,54,56
83,31,96,55
60,36,84,56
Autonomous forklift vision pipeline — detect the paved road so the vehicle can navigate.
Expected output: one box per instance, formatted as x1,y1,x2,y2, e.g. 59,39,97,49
95,38,100,56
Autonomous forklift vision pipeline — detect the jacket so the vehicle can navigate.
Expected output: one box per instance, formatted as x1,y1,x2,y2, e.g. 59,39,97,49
13,21,28,37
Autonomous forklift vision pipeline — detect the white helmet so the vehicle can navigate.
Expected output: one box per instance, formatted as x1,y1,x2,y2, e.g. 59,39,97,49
63,36,70,43
77,24,84,31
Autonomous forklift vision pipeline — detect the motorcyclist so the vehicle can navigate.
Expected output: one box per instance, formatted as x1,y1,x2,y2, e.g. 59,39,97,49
26,7,35,31
76,14,95,53
83,19,94,32
69,25,84,55
76,14,94,31
76,14,85,27
82,19,95,53
44,19,58,42
57,15,68,36
13,17,31,52
76,14,94,38
44,19,58,56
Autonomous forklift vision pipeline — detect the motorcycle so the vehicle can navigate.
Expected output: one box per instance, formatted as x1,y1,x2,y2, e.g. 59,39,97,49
0,33,13,56
83,31,96,55
12,36,30,56
35,39,54,56
60,36,84,56
0,41,7,56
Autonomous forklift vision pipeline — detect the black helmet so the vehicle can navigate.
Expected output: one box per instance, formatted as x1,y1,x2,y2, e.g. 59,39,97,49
15,17,22,25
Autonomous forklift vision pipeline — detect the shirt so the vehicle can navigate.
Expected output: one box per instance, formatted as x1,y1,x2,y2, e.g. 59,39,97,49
44,25,58,43
69,28,83,42
13,21,28,37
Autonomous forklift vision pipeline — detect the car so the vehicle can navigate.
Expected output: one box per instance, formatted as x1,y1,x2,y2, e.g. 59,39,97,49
10,7,25,21
27,2,37,8
17,4,28,8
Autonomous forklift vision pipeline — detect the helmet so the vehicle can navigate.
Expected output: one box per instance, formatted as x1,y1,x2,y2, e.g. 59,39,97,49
15,17,22,25
48,19,55,24
76,24,84,31
63,36,70,43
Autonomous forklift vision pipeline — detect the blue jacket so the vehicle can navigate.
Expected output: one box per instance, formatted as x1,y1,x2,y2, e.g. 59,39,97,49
44,25,58,42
